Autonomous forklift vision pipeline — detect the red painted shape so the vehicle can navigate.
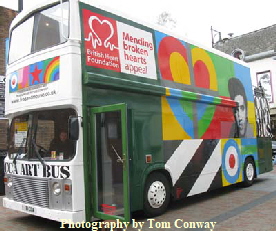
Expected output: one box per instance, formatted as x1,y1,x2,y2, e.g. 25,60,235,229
194,60,210,89
201,99,235,139
229,154,236,169
158,36,188,81
176,187,183,199
31,66,42,84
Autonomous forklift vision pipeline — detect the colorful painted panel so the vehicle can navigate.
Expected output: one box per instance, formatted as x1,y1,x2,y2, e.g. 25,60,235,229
9,56,60,93
162,87,237,140
156,33,256,140
162,89,195,140
201,97,236,139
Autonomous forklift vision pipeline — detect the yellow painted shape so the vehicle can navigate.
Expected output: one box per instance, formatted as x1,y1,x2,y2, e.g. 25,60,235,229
191,48,217,91
221,139,242,186
247,101,256,137
165,87,170,96
169,52,191,85
161,96,191,140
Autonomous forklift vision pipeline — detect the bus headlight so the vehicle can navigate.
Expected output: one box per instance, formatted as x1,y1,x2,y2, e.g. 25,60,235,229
4,176,12,187
7,179,13,188
52,182,61,196
49,179,72,211
4,175,13,199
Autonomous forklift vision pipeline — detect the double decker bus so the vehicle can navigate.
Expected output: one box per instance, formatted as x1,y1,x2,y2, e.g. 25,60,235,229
3,0,272,223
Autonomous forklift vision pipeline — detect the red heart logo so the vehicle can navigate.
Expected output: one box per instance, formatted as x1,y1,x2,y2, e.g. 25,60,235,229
87,16,117,51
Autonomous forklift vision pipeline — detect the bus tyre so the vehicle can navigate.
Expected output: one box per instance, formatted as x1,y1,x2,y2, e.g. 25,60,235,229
243,158,255,187
143,172,170,217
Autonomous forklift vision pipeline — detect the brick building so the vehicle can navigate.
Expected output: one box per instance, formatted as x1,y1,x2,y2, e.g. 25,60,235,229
0,6,17,116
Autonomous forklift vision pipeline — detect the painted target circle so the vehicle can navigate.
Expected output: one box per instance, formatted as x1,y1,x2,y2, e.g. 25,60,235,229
10,73,18,89
222,139,241,184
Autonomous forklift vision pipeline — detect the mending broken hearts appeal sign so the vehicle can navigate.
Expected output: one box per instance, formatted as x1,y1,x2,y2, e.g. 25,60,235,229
82,9,157,79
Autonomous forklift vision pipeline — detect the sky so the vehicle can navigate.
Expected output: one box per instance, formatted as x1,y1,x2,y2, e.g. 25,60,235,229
0,0,275,48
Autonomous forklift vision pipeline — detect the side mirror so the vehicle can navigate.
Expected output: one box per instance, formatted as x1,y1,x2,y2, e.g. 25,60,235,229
68,116,79,141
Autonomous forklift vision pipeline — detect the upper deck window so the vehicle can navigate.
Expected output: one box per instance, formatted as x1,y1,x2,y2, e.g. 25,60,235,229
9,2,69,64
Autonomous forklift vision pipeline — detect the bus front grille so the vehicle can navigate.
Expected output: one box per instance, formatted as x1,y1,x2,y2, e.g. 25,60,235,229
13,176,49,208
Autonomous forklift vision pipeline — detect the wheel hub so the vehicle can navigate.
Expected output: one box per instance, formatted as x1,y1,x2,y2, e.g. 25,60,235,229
246,163,254,181
147,181,166,208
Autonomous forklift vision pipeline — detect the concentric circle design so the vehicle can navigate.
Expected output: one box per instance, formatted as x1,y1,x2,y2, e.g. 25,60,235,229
9,72,19,93
10,73,18,90
222,139,241,184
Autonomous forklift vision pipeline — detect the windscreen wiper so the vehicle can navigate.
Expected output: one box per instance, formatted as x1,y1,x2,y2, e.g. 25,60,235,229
32,139,46,167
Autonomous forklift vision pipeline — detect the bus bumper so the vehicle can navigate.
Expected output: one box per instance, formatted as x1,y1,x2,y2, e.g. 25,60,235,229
3,197,85,223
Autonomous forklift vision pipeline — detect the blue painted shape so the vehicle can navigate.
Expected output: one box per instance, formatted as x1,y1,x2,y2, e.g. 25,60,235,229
9,71,18,93
196,95,215,121
169,88,183,98
154,30,187,52
234,63,254,102
167,97,194,138
196,102,208,121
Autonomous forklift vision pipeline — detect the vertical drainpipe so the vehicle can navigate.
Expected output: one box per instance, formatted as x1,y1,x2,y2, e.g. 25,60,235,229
18,0,23,12
5,38,9,68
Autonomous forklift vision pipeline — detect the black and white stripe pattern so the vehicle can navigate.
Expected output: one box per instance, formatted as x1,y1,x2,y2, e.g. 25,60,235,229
165,139,222,198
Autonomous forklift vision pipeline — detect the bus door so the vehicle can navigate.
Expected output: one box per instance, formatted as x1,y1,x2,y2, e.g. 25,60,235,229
90,104,130,221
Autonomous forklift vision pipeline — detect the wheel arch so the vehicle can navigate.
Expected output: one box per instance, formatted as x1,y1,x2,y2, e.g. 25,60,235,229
142,166,173,195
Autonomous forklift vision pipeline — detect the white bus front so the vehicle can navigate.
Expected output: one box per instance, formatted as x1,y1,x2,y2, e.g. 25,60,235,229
3,0,85,222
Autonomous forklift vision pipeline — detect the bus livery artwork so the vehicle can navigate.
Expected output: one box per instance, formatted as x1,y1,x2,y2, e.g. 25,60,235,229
9,56,60,93
3,0,272,224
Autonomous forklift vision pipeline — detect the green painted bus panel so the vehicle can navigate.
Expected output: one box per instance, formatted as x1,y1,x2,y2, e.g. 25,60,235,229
257,138,273,174
84,72,165,96
84,86,164,212
208,52,235,97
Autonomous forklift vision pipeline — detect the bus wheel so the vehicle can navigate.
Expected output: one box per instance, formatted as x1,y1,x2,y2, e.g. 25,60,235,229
143,172,171,217
243,158,255,187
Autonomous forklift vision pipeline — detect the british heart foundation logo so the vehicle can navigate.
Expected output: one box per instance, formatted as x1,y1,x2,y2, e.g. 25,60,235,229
83,9,121,72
